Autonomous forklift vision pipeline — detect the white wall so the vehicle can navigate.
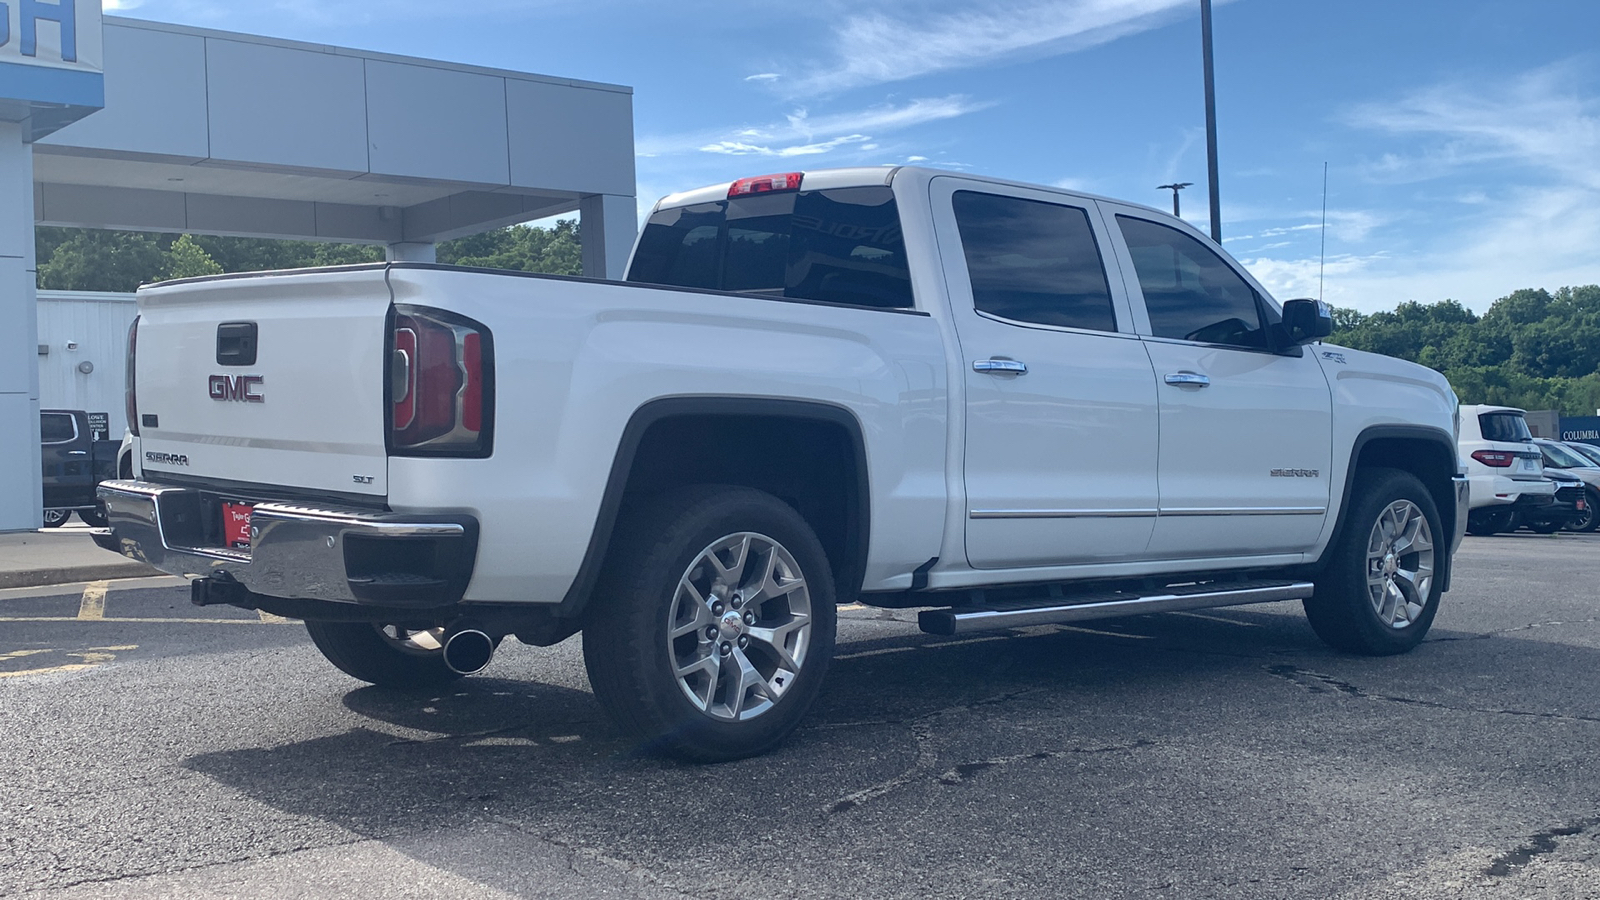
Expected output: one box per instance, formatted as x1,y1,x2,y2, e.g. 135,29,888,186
36,291,135,435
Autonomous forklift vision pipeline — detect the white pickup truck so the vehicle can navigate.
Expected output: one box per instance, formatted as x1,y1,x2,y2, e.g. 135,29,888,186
98,166,1469,761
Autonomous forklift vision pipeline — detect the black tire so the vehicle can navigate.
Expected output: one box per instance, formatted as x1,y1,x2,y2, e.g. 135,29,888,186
1526,520,1565,535
304,621,464,689
1305,468,1444,656
582,486,837,763
40,509,69,528
1466,506,1513,536
1568,488,1600,532
78,506,109,528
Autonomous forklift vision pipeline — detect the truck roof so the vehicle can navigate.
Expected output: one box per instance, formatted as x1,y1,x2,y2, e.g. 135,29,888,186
649,165,1174,221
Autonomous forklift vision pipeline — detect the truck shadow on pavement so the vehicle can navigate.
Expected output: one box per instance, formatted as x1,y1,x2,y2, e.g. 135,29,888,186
180,607,1600,898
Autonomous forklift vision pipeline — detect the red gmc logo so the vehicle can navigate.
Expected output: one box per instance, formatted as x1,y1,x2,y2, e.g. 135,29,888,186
209,374,264,403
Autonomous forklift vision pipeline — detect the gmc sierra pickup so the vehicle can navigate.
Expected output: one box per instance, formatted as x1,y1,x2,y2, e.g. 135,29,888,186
98,166,1470,761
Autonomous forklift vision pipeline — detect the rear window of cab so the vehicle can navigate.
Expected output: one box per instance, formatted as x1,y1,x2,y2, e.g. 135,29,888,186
626,186,914,310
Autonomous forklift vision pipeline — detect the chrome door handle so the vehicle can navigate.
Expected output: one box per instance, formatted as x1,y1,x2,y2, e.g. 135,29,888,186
1164,372,1211,387
973,359,1028,375
66,450,88,456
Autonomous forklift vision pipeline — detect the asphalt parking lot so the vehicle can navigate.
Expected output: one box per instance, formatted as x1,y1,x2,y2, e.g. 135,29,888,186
3,534,1600,899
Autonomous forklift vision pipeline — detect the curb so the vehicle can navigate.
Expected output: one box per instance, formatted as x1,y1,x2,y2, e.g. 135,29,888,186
0,562,163,591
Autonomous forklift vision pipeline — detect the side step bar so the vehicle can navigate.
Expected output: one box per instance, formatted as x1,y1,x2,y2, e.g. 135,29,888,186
917,580,1315,636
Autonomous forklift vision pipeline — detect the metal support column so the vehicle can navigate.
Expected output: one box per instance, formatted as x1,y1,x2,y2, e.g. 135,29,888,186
580,193,639,281
0,122,42,532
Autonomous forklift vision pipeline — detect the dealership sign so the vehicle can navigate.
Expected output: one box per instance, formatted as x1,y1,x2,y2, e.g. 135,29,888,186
1560,416,1600,446
0,0,104,120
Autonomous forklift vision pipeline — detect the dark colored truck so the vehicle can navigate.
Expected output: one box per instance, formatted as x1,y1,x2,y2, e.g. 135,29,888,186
41,410,119,527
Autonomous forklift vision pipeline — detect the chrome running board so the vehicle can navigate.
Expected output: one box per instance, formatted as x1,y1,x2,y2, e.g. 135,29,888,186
917,580,1315,636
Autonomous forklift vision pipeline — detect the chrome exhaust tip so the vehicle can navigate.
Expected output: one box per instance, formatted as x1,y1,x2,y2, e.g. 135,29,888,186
442,625,495,675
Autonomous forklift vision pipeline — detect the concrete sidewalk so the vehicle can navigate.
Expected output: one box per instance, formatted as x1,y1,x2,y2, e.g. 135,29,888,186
0,525,159,589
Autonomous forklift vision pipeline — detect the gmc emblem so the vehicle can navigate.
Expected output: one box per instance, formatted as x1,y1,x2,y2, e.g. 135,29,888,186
209,374,264,403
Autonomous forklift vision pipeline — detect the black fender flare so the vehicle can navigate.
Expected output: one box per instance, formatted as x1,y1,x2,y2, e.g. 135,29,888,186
555,396,871,618
1321,423,1460,589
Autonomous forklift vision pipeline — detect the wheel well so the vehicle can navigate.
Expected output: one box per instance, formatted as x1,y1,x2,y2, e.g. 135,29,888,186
1354,437,1457,531
619,413,865,601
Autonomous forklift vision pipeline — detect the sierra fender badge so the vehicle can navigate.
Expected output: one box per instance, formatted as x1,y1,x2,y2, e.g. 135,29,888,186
209,374,264,403
145,451,189,467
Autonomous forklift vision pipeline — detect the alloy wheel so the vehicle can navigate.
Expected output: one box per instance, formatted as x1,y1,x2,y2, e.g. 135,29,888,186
1366,499,1435,629
667,532,812,722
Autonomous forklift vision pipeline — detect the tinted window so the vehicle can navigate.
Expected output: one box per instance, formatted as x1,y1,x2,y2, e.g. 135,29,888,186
628,186,913,309
1480,413,1532,442
1117,216,1267,350
40,413,76,444
1541,442,1590,468
953,191,1116,332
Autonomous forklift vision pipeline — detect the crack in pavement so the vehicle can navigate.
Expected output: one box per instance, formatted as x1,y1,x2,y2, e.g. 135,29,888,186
1485,816,1600,877
1265,665,1600,724
3,838,371,898
822,687,1154,814
935,739,1157,785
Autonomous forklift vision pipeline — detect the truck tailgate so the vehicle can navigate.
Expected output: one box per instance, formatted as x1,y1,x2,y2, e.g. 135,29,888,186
133,267,393,498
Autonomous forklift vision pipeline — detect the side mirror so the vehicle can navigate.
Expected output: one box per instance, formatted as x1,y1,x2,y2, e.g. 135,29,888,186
1282,298,1333,345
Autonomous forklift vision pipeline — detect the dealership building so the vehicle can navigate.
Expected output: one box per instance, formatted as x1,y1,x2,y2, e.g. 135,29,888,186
1,6,638,531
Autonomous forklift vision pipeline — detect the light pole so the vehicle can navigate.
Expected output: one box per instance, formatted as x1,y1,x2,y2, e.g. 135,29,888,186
1158,182,1192,217
1201,0,1222,243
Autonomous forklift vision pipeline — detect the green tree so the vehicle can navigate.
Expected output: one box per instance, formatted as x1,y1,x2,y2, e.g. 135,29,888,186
163,234,224,280
37,230,169,292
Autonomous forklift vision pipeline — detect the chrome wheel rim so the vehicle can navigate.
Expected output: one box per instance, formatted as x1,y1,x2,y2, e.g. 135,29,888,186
374,624,445,656
42,509,68,525
668,532,812,722
1366,500,1435,629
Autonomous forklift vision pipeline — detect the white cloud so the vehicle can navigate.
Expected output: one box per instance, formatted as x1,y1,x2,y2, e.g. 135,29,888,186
637,95,990,159
790,0,1211,94
102,0,143,10
1345,60,1600,190
745,73,781,83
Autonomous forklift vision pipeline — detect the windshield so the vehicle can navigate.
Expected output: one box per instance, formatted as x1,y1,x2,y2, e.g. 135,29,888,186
1566,442,1600,466
1479,412,1533,443
1543,442,1594,468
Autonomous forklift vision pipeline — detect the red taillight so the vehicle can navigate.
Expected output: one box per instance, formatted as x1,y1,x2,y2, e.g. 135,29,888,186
729,172,804,198
1472,450,1515,468
125,316,140,437
389,306,492,457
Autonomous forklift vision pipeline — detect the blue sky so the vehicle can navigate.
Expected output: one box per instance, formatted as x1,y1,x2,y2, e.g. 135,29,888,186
102,0,1600,314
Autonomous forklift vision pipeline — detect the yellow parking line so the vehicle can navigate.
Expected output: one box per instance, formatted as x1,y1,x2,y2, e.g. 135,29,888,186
258,610,290,624
0,649,53,661
77,581,109,621
0,645,139,679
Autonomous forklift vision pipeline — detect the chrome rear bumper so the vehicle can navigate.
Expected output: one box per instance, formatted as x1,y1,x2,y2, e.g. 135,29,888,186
96,480,478,606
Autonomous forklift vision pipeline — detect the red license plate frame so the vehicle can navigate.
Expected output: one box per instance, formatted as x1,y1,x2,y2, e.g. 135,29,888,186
222,501,254,549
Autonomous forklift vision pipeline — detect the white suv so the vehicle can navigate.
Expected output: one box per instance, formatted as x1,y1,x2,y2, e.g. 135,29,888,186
1459,404,1554,534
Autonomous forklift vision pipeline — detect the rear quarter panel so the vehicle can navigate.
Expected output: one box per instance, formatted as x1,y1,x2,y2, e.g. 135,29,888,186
384,268,949,604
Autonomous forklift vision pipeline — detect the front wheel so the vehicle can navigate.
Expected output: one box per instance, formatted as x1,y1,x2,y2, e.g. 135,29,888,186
582,486,837,763
1466,506,1513,536
304,621,465,689
41,509,70,528
1305,468,1443,655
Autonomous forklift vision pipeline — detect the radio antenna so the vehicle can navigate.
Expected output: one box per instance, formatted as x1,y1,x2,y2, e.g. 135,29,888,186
1319,162,1329,303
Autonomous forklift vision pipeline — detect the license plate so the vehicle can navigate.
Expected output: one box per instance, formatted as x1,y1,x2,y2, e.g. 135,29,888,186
222,502,254,549
1516,458,1535,472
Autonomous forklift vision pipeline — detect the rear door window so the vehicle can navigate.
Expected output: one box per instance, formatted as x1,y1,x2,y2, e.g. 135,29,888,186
1116,215,1269,350
1480,413,1533,442
40,413,77,444
952,191,1117,333
628,186,913,309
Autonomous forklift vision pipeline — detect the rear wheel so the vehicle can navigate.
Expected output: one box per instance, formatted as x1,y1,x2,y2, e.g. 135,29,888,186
1306,468,1443,655
78,506,109,528
40,509,69,528
1526,520,1565,535
304,621,464,689
582,486,836,763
